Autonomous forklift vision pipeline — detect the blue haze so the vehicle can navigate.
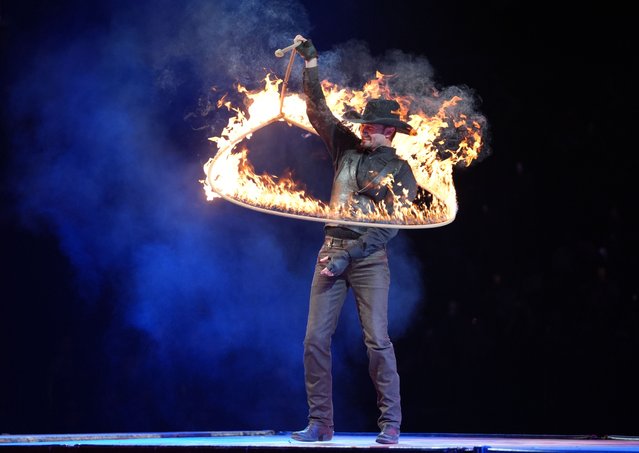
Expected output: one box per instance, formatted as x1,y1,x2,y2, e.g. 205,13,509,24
5,0,426,432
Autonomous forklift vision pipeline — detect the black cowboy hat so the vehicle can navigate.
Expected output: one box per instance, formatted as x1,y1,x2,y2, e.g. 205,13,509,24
343,98,413,135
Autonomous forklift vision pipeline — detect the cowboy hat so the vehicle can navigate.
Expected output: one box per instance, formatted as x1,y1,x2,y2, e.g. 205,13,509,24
343,98,413,135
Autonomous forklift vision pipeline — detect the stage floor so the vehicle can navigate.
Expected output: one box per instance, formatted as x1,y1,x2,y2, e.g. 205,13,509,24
1,431,639,452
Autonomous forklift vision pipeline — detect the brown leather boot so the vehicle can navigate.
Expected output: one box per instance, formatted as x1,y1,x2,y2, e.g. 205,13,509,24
291,422,334,442
376,424,400,444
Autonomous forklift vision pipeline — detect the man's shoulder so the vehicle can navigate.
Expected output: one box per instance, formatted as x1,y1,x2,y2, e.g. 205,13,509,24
336,120,356,136
385,149,410,169
394,158,417,181
333,122,359,148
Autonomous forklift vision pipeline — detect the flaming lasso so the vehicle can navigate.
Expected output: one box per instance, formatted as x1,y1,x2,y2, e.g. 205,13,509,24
202,41,484,228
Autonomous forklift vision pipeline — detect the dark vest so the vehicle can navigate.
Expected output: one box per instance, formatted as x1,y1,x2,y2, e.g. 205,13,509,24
326,149,403,235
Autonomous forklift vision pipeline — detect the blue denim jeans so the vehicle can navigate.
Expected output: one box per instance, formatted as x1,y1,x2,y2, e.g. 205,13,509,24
303,236,402,429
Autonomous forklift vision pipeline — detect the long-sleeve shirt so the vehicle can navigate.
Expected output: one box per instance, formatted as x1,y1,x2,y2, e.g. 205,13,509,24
303,66,418,259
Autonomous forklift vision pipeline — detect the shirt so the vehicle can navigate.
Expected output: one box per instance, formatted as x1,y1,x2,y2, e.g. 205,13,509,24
303,66,418,259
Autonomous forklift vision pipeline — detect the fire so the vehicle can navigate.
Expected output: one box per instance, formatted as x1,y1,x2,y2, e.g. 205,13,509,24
202,67,484,229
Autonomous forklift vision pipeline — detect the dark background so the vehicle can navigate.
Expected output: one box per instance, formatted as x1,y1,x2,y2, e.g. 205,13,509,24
1,0,637,437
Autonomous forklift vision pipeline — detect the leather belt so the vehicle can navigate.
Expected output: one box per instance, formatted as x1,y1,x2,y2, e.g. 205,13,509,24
324,236,359,248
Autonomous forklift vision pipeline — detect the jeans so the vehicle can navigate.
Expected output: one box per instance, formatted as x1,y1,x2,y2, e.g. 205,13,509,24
303,237,401,429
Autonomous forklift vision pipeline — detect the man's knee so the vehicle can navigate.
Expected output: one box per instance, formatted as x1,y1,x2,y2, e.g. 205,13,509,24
364,332,392,351
304,332,331,351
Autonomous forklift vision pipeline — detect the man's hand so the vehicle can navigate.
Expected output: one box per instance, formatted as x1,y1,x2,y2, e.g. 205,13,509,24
294,34,318,61
319,257,334,276
320,250,350,277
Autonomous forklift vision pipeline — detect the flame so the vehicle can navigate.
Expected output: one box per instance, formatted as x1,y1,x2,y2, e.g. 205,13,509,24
202,71,484,229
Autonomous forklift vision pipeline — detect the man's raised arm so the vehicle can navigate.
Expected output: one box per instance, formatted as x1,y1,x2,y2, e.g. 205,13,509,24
295,35,358,165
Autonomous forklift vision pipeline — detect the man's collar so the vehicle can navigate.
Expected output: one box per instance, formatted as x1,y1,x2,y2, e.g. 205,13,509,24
357,144,396,155
371,145,396,155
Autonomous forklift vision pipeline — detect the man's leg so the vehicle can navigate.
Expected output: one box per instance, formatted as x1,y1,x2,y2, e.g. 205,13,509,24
349,249,402,438
294,244,348,440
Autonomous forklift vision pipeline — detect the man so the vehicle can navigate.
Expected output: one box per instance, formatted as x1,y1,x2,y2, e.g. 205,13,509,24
291,35,418,445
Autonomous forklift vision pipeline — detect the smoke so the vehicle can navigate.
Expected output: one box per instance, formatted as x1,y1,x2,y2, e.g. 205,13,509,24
1,0,473,433
312,39,491,166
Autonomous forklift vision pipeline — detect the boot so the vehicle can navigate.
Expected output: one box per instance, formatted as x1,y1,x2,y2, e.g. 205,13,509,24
291,422,334,442
376,424,400,444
